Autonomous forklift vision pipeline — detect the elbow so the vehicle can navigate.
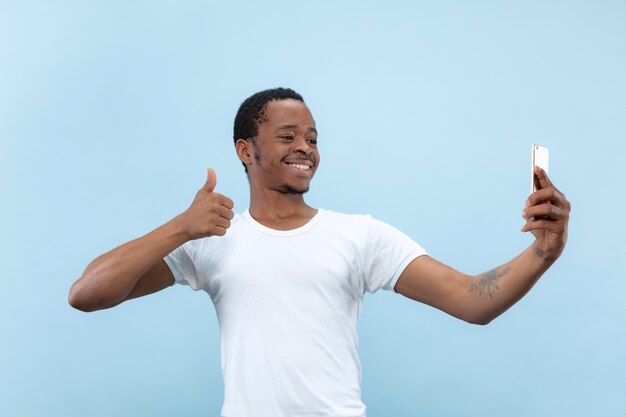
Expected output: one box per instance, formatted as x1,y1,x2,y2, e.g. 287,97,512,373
468,317,493,326
68,280,99,312
68,284,90,312
463,312,496,326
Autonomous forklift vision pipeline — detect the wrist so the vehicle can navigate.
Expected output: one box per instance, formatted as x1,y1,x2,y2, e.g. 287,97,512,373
164,213,195,243
531,241,561,263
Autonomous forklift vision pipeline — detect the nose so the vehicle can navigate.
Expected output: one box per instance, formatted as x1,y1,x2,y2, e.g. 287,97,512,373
293,136,312,154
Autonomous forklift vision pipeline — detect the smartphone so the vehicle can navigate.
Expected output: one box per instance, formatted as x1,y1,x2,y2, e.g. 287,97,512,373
531,144,549,193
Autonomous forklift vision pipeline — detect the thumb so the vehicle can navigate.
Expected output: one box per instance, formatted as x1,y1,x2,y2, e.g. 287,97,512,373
201,168,217,193
533,166,552,190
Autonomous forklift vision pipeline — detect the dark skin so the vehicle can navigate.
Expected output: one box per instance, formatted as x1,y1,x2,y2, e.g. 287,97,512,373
394,165,570,324
235,99,320,230
69,98,570,326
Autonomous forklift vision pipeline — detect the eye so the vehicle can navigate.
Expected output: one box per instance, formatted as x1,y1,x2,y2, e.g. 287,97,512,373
307,138,318,145
280,135,294,141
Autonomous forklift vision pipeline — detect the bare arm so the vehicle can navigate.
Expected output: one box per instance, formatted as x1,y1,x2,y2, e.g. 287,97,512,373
69,168,234,312
395,167,570,324
69,218,187,312
395,246,553,325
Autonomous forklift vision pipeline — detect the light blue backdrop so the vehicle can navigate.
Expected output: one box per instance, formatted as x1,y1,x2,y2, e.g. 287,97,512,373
2,1,625,416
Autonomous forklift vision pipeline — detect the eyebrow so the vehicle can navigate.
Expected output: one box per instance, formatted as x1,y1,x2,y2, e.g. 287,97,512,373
275,124,318,134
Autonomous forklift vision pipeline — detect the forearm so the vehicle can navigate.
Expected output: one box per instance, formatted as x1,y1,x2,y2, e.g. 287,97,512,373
463,242,557,324
69,215,189,310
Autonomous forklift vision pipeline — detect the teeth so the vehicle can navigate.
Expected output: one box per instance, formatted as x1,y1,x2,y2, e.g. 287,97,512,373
288,163,310,170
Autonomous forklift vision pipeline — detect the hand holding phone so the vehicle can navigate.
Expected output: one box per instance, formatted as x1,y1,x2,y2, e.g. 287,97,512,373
522,143,570,262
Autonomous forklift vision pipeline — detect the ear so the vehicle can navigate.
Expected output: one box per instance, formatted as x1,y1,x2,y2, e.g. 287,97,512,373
235,138,253,167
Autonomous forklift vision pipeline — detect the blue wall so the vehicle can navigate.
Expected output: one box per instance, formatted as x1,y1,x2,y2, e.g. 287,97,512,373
2,1,625,416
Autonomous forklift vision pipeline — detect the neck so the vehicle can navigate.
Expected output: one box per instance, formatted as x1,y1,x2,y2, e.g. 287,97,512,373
248,183,316,227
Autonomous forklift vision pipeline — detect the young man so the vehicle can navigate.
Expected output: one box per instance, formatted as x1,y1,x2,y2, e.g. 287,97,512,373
69,88,570,417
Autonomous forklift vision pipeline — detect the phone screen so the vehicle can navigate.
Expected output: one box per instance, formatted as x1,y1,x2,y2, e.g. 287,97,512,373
531,144,549,193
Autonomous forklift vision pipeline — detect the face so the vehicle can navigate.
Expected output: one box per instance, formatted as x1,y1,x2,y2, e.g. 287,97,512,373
238,99,319,194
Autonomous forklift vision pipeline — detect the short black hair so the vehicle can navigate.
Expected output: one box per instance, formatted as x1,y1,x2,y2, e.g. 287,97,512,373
233,87,304,173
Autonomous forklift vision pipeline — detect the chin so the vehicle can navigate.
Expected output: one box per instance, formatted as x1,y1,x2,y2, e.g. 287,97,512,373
280,184,310,195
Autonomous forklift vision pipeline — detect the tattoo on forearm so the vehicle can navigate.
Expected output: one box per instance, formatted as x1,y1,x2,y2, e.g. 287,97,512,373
468,267,511,299
534,247,557,263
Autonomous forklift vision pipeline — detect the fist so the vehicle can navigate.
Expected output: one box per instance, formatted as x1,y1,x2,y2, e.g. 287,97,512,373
180,168,234,240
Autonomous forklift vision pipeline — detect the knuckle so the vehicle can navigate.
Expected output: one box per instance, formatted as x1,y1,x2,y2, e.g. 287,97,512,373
537,203,547,215
549,205,558,216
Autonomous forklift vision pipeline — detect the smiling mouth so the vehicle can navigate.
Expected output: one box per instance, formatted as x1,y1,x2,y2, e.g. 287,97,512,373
286,163,311,171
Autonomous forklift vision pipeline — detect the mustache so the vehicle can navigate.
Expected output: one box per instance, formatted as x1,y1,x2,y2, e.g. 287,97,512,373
282,155,315,164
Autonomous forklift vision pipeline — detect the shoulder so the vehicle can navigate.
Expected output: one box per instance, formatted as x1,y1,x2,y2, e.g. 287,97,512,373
317,210,408,246
319,208,375,225
321,209,422,251
320,209,397,231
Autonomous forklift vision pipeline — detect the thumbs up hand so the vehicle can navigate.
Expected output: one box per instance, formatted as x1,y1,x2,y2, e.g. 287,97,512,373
179,168,235,240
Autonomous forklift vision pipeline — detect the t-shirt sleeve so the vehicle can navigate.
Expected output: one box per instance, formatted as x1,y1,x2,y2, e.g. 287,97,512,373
163,242,203,291
360,216,428,294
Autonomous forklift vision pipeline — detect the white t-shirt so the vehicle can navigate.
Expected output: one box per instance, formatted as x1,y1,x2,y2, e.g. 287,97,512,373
164,208,427,417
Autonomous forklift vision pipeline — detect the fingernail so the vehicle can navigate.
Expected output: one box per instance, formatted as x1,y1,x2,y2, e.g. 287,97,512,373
525,199,530,206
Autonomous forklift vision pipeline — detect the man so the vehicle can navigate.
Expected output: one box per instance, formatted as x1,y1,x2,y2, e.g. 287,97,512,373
69,88,570,417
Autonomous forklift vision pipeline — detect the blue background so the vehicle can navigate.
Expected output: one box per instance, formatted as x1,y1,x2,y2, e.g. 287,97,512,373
2,1,625,416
